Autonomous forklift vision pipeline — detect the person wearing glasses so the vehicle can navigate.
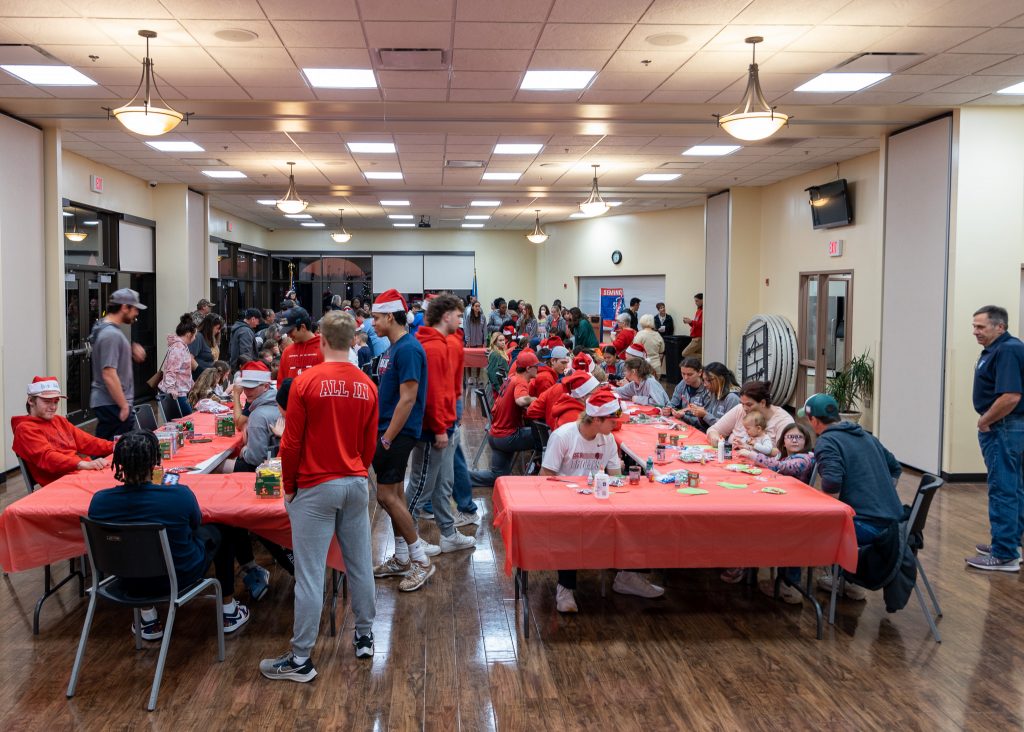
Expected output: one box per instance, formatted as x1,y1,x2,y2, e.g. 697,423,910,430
683,362,740,431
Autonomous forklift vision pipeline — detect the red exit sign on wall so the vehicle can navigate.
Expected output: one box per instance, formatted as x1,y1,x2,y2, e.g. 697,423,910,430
828,239,844,257
90,174,103,193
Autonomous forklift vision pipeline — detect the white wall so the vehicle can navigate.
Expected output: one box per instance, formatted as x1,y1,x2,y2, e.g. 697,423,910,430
62,151,154,221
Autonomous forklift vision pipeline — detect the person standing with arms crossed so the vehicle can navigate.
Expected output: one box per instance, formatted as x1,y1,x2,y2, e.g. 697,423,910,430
369,289,435,591
260,311,379,682
90,288,148,439
966,305,1024,572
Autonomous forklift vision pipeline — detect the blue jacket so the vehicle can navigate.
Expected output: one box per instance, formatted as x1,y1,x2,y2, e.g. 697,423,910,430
814,421,903,523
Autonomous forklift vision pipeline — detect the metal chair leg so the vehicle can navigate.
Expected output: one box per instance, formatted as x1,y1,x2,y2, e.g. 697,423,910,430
147,603,176,711
213,584,225,662
828,564,840,625
471,438,487,469
915,557,942,617
133,608,143,650
913,581,942,643
66,593,98,699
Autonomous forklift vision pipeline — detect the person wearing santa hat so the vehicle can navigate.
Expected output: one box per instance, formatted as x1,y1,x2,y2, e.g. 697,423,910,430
548,369,605,429
540,388,665,612
469,350,540,487
223,361,278,473
368,289,435,592
12,376,113,487
614,357,670,407
570,351,597,375
529,345,570,398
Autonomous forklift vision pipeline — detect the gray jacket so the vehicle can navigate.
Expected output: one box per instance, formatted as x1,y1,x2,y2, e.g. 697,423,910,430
240,387,279,466
228,319,256,370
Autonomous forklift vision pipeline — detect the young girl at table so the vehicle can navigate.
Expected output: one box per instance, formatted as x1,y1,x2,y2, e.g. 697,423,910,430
539,388,665,613
600,346,623,384
613,357,669,407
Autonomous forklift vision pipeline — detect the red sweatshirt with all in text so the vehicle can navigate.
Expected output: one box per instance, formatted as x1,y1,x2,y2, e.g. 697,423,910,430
277,335,323,387
416,326,457,437
12,415,114,487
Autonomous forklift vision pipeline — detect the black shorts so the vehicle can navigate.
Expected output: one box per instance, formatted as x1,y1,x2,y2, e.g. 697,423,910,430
372,433,418,484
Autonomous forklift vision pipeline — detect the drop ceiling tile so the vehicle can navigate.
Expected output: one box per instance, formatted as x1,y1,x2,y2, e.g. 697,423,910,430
156,67,236,86
978,55,1024,75
590,71,672,90
602,50,693,74
644,89,715,103
833,90,918,105
641,0,756,25
528,49,612,69
934,75,1022,94
271,21,365,48
784,25,899,53
179,19,282,47
451,71,524,89
904,53,1013,75
951,28,1024,55
452,49,532,71
706,26,813,53
759,52,852,75
289,48,372,67
769,90,849,105
680,51,769,74
260,0,359,20
41,45,139,70
825,0,945,26
173,85,251,100
226,68,308,87
311,88,382,101
160,0,266,20
384,88,448,101
918,0,1024,26
3,17,118,45
364,22,452,48
901,91,988,105
378,70,451,88
964,92,1024,105
619,24,723,51
358,0,454,21
208,47,297,69
732,0,852,25
553,0,654,23
0,84,51,97
67,0,173,19
76,66,145,86
456,0,554,22
659,71,744,91
95,19,195,47
246,86,317,100
872,74,961,92
868,26,988,55
536,23,633,51
454,22,544,49
580,89,653,103
0,22,27,44
0,0,78,16
138,46,221,68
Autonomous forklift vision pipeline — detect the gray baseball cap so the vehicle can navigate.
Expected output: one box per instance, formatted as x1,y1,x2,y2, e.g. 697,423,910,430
110,288,147,310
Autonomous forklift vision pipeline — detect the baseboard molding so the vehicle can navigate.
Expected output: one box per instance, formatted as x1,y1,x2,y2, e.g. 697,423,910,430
941,471,987,483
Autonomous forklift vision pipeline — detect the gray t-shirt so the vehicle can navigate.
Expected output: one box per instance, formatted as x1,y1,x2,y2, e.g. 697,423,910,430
90,320,133,407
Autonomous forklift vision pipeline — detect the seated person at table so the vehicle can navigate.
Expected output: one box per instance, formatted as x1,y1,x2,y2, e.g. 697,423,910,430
548,371,604,430
662,358,709,427
601,346,624,384
486,332,510,395
222,362,279,473
609,311,637,360
540,388,665,612
469,352,539,487
88,431,251,639
799,394,903,600
530,345,570,397
12,376,113,487
707,380,793,449
737,411,776,456
189,366,228,407
614,358,669,407
686,362,739,431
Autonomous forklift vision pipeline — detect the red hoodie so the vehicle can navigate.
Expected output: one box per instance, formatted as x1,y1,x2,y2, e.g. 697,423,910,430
416,326,456,436
548,393,585,429
526,379,567,428
529,364,557,397
12,415,113,487
611,328,637,359
447,332,465,400
277,334,323,387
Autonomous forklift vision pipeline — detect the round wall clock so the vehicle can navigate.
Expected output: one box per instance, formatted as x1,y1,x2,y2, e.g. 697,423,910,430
611,249,622,265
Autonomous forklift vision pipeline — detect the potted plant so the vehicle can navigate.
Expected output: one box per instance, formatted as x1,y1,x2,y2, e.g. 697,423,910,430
825,350,874,424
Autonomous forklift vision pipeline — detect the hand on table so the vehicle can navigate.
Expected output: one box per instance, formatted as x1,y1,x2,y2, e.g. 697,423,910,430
734,449,755,460
77,458,108,471
685,404,706,420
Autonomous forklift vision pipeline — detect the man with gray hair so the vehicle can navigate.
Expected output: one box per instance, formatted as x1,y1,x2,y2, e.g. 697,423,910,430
967,304,1024,572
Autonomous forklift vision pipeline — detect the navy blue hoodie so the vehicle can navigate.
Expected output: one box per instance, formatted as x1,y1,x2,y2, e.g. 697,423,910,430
814,421,903,523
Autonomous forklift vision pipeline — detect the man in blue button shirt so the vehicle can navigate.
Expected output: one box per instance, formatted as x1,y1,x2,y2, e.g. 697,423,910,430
967,305,1024,572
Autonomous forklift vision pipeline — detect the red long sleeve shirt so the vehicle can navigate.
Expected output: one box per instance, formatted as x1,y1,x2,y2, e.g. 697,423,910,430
447,332,465,400
526,380,567,428
416,326,456,436
611,328,637,359
279,361,379,494
277,335,323,388
690,308,703,338
12,415,114,486
529,364,557,397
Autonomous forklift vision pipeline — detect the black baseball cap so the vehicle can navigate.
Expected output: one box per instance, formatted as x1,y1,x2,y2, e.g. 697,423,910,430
243,308,262,320
280,306,312,334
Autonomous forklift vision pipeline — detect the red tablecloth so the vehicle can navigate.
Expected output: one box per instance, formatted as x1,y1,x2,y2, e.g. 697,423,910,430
160,411,244,470
464,347,489,369
492,475,858,576
613,414,713,474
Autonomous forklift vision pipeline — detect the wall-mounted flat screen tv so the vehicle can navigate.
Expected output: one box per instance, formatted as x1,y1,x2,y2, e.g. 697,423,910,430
807,178,853,230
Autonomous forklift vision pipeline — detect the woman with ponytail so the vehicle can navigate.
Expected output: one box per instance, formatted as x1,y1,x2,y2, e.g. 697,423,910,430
159,313,198,416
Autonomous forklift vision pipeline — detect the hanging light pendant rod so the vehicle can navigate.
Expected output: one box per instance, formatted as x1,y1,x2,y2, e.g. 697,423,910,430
526,209,548,244
579,164,609,217
105,30,191,136
276,162,308,214
330,208,353,243
714,36,790,142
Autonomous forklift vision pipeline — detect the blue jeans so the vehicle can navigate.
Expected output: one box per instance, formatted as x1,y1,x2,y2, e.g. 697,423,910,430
176,396,193,417
979,415,1024,560
469,427,535,487
452,438,476,514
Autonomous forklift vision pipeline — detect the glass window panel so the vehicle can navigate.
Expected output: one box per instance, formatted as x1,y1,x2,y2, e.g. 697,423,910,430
63,206,104,266
804,278,818,360
236,252,250,280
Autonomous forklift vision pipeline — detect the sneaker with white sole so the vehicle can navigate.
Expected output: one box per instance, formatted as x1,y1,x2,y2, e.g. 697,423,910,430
440,532,476,553
965,553,1021,572
612,571,665,598
399,560,435,592
223,603,250,633
259,651,317,683
243,565,271,601
817,571,867,600
373,555,410,577
453,510,481,528
415,508,435,520
353,632,374,659
758,579,802,605
131,615,163,641
975,543,1022,557
555,584,578,613
422,541,441,557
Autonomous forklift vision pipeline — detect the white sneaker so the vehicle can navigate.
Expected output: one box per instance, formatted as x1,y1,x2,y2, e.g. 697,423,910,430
453,510,481,528
758,579,802,605
440,532,476,553
422,541,441,557
817,571,867,600
612,571,665,598
555,584,578,613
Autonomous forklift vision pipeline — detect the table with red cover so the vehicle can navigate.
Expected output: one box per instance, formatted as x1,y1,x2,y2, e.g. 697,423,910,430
464,347,489,369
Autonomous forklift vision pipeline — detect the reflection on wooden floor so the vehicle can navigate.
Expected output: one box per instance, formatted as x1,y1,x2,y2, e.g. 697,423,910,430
1,400,1021,730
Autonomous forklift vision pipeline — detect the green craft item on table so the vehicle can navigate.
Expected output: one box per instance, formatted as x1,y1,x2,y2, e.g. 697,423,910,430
761,486,786,494
717,481,748,489
677,487,709,495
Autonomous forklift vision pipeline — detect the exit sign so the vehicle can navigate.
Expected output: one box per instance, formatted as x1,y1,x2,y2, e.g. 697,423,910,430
828,239,844,257
90,174,103,193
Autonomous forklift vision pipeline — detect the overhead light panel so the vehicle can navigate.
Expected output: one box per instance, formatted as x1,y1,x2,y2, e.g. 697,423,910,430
683,145,741,156
301,222,325,227
276,162,307,214
1,64,97,86
636,173,681,182
83,220,100,225
285,213,312,219
526,209,548,244
302,68,377,88
347,142,396,153
715,36,789,142
482,172,521,181
256,199,277,205
365,171,403,180
579,164,609,217
569,212,590,218
494,143,543,155
380,200,409,206
145,140,204,152
462,223,484,228
606,201,623,207
393,223,415,228
388,214,414,220
471,200,500,206
795,72,890,92
107,30,190,136
465,215,490,220
521,70,595,91
202,170,246,178
330,208,353,243
996,81,1024,95
62,211,74,217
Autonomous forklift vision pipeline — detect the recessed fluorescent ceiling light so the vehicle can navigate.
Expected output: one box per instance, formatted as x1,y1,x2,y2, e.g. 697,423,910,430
521,70,595,90
636,173,681,182
285,214,312,219
393,223,415,227
569,212,590,218
301,222,325,227
256,199,277,205
62,211,73,217
0,64,96,86
471,200,500,206
380,200,410,206
997,81,1024,94
462,223,485,228
465,215,490,220
302,68,376,88
683,145,741,156
365,171,403,179
493,143,543,154
348,142,396,153
481,172,521,180
145,141,204,152
795,72,890,92
202,170,246,178
388,214,414,219
607,201,623,207
83,220,100,225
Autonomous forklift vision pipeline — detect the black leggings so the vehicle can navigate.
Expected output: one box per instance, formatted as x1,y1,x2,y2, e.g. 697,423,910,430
188,524,241,598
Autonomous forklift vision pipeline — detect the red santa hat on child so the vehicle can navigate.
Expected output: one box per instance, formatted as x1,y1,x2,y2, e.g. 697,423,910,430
27,376,66,398
571,352,596,374
238,361,272,387
541,336,565,349
562,370,600,400
585,387,621,417
625,341,647,359
372,289,408,314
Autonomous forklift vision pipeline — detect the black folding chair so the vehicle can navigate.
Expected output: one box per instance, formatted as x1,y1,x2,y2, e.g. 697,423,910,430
905,473,945,642
472,387,494,469
133,403,159,432
67,518,224,711
156,394,182,423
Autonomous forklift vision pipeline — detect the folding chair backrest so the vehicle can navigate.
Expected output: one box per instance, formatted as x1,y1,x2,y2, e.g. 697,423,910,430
530,420,551,451
17,456,40,493
807,462,820,489
157,394,182,423
80,517,172,580
907,473,944,543
475,388,492,423
78,418,99,436
134,404,159,432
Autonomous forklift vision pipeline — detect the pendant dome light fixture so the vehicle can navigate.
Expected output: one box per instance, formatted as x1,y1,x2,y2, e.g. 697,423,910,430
579,164,609,217
106,30,190,136
64,212,87,242
330,208,353,243
526,209,548,244
276,162,308,214
715,36,790,142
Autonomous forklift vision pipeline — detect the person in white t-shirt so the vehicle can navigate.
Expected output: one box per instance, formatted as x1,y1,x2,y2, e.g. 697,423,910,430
539,388,665,613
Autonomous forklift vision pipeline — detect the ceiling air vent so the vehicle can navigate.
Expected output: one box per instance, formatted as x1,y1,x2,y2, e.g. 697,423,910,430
445,160,485,169
834,52,923,74
375,48,448,71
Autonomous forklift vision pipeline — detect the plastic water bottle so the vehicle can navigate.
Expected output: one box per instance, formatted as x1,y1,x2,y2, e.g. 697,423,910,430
594,471,610,499
646,455,654,482
587,470,595,487
717,440,726,463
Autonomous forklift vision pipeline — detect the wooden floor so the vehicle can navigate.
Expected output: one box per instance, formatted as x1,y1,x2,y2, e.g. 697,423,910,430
2,401,1022,731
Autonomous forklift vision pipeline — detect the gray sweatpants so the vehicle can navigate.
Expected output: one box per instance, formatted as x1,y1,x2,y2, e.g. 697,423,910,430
406,433,457,538
286,477,376,657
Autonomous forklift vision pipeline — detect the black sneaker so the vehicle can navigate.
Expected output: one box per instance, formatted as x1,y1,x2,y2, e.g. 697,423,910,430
259,651,317,682
353,632,374,659
131,616,163,641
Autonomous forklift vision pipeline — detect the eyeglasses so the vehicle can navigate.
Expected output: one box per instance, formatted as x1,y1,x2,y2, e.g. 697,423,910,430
784,433,805,440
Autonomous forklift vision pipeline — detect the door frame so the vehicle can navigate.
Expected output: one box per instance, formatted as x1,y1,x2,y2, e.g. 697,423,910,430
797,270,854,406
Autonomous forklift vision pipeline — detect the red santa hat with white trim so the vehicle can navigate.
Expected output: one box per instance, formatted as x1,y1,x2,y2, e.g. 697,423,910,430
571,352,596,374
238,361,272,387
585,386,621,417
562,370,600,400
27,376,66,399
372,288,409,314
625,341,647,359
